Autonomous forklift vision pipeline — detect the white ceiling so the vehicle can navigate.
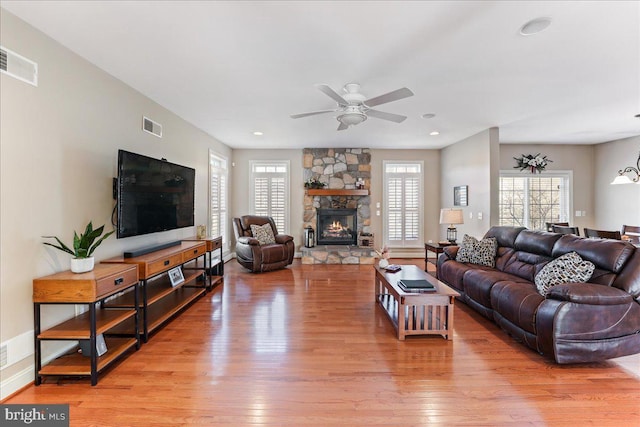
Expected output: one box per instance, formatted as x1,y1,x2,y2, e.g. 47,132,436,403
2,1,640,150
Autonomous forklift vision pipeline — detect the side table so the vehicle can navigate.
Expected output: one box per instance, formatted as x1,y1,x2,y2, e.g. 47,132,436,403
424,242,456,278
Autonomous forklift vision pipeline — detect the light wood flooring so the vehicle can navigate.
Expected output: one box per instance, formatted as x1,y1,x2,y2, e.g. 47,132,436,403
5,259,640,426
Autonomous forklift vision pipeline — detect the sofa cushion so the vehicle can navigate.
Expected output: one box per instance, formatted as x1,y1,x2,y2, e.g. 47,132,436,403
502,251,553,282
463,269,529,310
514,230,562,257
250,223,276,245
456,234,498,267
484,226,526,248
552,234,635,273
534,251,595,296
491,281,544,334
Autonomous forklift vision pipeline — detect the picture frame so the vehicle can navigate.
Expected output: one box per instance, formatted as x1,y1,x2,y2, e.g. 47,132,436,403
168,266,185,287
454,185,468,206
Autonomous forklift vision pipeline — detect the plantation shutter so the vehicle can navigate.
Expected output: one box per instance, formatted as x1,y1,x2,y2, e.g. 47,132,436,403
209,151,229,253
250,161,289,234
384,162,423,248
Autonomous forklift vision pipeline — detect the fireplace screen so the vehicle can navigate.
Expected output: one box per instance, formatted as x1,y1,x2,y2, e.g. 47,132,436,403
316,208,357,245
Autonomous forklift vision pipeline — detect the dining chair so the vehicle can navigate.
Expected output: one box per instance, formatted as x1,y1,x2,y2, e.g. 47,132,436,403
583,228,622,240
621,225,640,244
545,222,569,232
552,225,580,236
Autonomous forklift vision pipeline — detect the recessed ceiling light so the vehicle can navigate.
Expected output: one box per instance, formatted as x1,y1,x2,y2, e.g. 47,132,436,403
430,131,440,136
635,113,640,118
422,113,436,119
253,131,263,136
519,17,552,36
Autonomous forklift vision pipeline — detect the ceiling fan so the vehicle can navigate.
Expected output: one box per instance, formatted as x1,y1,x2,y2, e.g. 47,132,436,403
290,83,414,131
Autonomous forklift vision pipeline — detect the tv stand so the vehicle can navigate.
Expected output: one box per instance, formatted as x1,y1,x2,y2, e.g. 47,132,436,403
104,241,208,341
124,240,181,258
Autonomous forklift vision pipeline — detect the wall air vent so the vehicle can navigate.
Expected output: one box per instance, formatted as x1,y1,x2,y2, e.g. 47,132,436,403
0,46,38,86
142,116,163,138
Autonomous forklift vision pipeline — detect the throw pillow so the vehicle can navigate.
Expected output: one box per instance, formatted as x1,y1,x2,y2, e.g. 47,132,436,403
250,223,276,245
455,234,498,267
470,237,498,267
455,234,477,263
535,251,595,297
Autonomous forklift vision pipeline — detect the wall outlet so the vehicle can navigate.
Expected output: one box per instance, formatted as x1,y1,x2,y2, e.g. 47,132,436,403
469,212,473,219
376,210,380,216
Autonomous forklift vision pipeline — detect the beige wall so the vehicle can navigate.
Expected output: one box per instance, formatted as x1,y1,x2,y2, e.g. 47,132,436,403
0,10,231,397
230,149,304,249
440,128,499,239
594,136,640,229
499,144,595,230
370,149,440,255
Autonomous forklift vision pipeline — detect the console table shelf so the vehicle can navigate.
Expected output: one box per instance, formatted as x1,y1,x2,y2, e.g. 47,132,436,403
33,263,140,385
102,241,209,342
38,309,136,340
38,337,138,376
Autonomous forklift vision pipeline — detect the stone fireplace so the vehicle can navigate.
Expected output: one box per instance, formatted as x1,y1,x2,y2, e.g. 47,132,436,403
316,208,357,245
301,148,375,264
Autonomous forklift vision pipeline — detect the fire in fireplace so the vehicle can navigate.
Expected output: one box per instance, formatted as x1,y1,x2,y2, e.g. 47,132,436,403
316,208,357,245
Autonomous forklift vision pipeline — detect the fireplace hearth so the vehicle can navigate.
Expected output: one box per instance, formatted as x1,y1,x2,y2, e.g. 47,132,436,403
316,208,357,245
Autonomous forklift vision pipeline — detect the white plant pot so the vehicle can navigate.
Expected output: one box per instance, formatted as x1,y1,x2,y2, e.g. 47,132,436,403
378,258,389,269
70,257,94,274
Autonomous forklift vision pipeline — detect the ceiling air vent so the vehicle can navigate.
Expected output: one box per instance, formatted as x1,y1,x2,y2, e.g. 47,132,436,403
0,46,38,86
142,116,162,138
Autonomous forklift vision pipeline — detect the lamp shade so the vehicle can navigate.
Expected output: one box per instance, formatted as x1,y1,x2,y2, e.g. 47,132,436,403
610,175,634,185
440,208,464,225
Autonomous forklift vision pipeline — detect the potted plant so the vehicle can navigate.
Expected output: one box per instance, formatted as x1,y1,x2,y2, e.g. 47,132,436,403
43,221,115,273
304,177,326,189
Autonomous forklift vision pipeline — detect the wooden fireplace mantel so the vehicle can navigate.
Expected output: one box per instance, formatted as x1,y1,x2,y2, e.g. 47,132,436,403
306,189,369,196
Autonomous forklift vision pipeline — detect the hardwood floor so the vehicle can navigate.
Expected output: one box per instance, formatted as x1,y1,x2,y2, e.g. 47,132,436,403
5,259,640,426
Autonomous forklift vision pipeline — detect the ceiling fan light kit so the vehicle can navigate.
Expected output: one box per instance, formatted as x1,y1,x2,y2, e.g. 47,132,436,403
291,83,414,131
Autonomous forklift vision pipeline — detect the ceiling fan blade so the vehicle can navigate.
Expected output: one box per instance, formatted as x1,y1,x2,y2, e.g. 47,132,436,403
316,84,349,105
290,109,336,119
366,109,407,123
364,87,414,108
337,122,349,131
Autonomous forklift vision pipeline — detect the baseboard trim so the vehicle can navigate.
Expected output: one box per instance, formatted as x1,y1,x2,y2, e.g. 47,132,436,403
0,365,34,401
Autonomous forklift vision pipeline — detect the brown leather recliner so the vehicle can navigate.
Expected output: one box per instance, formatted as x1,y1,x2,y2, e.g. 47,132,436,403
232,216,295,273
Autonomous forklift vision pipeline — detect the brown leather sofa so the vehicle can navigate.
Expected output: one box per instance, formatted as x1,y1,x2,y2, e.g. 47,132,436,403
232,215,295,273
437,226,640,363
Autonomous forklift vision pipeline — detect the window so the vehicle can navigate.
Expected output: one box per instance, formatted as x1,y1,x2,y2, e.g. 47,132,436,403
383,161,423,248
209,150,229,253
499,171,572,230
250,161,289,234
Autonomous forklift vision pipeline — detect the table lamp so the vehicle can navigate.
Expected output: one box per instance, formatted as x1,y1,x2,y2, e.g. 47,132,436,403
440,208,464,243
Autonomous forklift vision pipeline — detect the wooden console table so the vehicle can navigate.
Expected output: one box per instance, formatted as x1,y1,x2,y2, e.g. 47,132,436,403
33,263,140,385
102,241,208,342
182,235,224,288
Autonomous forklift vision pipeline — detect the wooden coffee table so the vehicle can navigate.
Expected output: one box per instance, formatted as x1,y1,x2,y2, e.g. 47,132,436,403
374,264,460,340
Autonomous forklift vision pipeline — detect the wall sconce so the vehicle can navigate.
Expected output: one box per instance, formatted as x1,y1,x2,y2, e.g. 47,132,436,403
440,208,464,243
610,151,640,185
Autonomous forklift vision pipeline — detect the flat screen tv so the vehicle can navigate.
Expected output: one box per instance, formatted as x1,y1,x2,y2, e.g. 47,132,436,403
116,150,195,238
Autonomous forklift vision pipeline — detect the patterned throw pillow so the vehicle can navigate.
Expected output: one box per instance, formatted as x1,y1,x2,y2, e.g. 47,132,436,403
471,237,498,267
455,234,477,263
250,223,276,245
455,234,498,267
535,251,595,297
